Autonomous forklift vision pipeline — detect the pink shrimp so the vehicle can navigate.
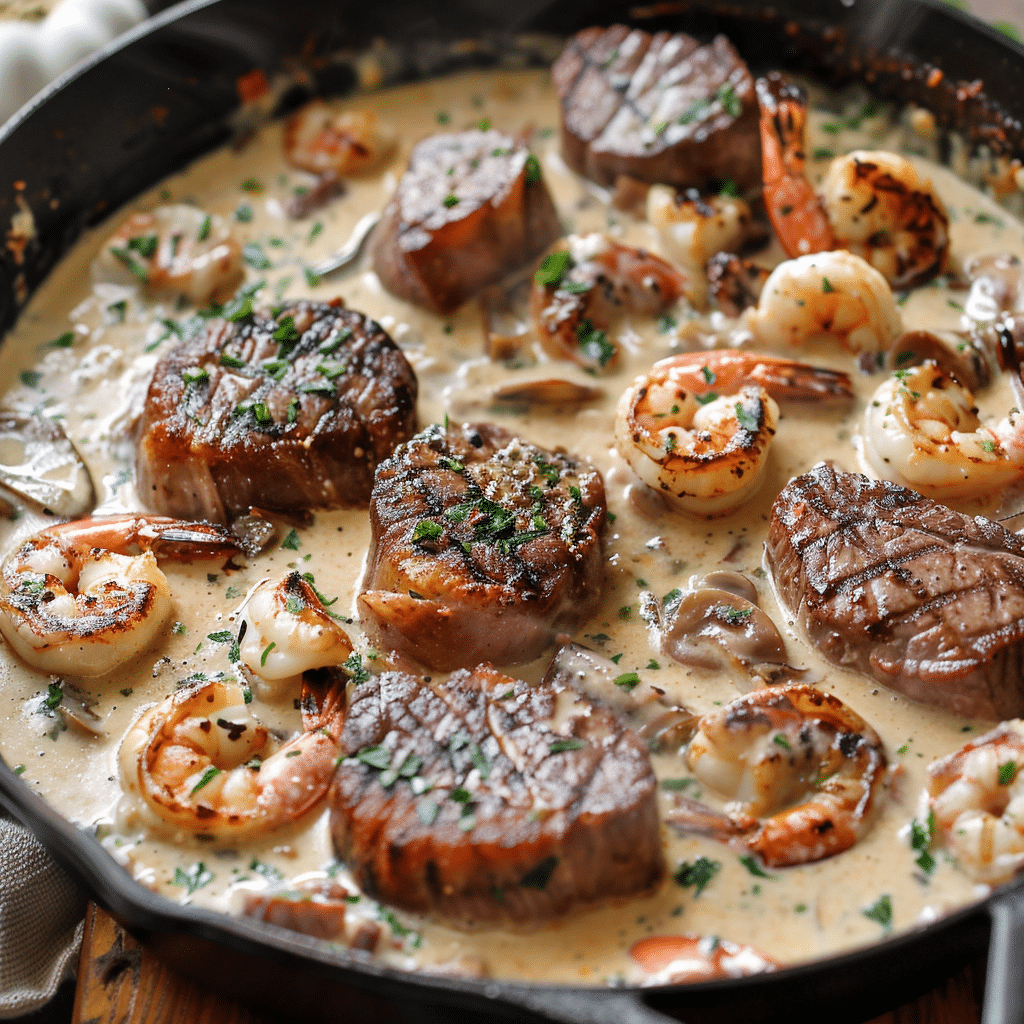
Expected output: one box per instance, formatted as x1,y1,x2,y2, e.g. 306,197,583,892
614,350,851,515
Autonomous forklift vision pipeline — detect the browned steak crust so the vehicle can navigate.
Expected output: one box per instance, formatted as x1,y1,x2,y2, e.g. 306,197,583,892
767,462,1024,718
328,664,664,926
370,129,561,315
135,299,417,522
552,25,761,190
359,422,607,670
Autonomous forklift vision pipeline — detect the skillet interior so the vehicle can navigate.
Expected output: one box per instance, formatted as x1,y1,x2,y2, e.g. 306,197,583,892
0,0,1022,1020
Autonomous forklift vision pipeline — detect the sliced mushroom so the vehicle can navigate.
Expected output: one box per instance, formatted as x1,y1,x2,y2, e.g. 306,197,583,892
57,683,105,738
885,329,995,392
657,572,800,686
543,641,696,752
491,378,603,405
480,266,535,365
963,252,1024,322
0,412,95,518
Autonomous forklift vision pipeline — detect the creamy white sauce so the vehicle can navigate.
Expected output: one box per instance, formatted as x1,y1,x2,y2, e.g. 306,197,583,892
0,65,1022,984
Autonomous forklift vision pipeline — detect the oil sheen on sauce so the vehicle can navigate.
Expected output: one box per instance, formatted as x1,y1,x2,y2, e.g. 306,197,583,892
0,66,1020,983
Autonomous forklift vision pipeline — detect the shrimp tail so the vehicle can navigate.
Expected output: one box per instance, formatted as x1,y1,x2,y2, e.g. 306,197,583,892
299,666,348,736
728,352,853,404
665,795,758,840
134,518,241,560
756,73,835,258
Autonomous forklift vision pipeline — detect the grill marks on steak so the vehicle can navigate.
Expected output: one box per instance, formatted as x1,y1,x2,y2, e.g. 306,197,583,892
553,25,760,191
359,422,607,671
328,664,664,926
767,463,1024,718
135,299,417,523
370,129,561,315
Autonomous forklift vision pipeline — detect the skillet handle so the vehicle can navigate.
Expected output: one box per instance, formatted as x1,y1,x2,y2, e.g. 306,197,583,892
984,890,1024,1024
496,986,682,1024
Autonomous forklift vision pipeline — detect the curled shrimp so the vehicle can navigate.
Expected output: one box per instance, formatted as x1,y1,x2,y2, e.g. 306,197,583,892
746,250,904,353
531,233,688,372
94,205,244,306
118,669,345,841
0,514,238,677
666,685,889,867
646,186,758,269
239,571,354,689
927,721,1024,884
614,350,851,516
860,361,1024,499
756,72,949,289
283,100,395,177
630,935,777,985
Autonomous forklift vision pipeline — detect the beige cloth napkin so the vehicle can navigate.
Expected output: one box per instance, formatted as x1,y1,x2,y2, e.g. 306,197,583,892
0,813,85,1019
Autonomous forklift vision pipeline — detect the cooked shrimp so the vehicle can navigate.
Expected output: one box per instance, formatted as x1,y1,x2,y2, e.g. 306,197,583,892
820,152,950,290
283,100,394,177
746,250,904,353
531,233,688,372
646,185,757,269
927,720,1024,884
614,350,851,516
667,685,889,867
0,515,238,677
93,205,243,306
118,670,345,841
239,571,353,689
756,73,949,288
630,935,777,985
861,361,1024,499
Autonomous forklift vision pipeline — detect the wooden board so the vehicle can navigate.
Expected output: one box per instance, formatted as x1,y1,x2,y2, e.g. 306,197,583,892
72,902,983,1024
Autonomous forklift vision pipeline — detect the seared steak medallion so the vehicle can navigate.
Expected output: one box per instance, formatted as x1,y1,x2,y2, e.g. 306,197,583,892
552,25,760,191
359,422,607,671
328,664,664,926
370,129,561,315
135,299,417,523
767,462,1024,718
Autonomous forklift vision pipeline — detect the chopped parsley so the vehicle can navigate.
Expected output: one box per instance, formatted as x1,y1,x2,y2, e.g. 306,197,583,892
862,894,893,929
242,242,272,270
576,319,615,367
356,745,391,771
127,234,158,258
534,250,573,286
739,855,774,879
524,153,541,186
550,738,585,753
910,811,936,874
613,672,640,691
999,760,1017,786
674,856,721,895
172,862,213,895
413,520,443,543
343,652,369,685
190,766,220,794
281,528,301,550
734,402,759,431
42,682,63,713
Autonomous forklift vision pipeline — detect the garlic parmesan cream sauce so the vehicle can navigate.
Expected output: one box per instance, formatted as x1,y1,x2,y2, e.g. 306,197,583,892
0,62,1022,984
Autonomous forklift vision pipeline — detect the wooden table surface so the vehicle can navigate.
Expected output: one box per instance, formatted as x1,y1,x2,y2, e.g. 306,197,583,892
71,903,987,1024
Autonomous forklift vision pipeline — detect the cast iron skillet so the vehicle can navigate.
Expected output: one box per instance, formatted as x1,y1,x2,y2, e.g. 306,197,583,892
1,0,1023,1021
